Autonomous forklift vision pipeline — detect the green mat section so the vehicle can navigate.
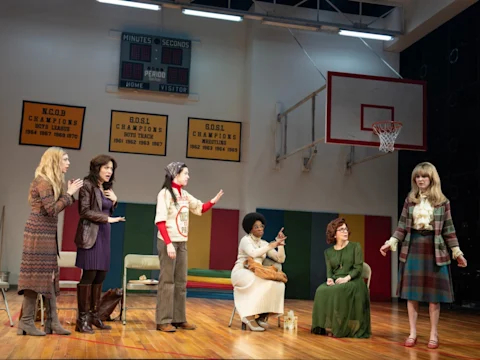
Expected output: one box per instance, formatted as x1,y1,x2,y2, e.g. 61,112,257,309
123,203,156,286
187,268,232,278
283,210,312,299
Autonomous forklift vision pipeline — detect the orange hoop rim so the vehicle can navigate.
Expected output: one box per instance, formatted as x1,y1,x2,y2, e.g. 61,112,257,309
372,121,403,135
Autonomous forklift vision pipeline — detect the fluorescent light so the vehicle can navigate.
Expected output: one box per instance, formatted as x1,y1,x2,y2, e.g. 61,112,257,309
182,9,243,22
338,29,393,41
96,0,160,11
262,21,318,32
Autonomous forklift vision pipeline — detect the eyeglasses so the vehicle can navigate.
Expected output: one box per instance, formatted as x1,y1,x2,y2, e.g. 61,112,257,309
253,224,265,230
337,228,349,232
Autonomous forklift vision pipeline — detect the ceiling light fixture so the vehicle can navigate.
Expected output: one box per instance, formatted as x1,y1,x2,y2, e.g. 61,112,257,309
338,29,393,41
96,0,161,11
182,9,243,22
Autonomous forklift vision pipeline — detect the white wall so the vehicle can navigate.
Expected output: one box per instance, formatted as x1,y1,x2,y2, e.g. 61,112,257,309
0,0,400,294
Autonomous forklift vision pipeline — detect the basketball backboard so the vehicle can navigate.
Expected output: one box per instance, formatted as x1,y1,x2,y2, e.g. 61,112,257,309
325,71,426,151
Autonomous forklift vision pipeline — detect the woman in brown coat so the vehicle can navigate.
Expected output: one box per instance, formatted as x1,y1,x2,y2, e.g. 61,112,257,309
17,147,83,336
74,155,124,334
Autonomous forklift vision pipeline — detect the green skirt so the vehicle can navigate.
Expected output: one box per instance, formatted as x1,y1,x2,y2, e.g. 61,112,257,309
311,277,371,338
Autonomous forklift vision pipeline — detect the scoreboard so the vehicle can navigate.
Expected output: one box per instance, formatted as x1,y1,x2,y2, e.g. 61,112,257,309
119,32,192,95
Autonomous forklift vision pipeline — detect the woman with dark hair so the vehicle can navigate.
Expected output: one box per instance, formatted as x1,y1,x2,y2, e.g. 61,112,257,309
311,218,371,338
154,161,223,332
231,212,287,331
74,154,125,334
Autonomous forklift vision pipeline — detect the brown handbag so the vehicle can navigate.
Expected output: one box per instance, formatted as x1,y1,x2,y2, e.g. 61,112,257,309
245,257,288,283
97,288,123,321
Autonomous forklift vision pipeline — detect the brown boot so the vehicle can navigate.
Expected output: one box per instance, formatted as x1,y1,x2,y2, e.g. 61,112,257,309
156,323,177,332
90,284,112,330
172,322,197,330
17,291,46,336
45,284,71,335
75,284,94,334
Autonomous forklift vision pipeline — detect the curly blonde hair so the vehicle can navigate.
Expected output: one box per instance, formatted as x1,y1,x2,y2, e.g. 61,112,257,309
407,162,447,206
29,147,66,203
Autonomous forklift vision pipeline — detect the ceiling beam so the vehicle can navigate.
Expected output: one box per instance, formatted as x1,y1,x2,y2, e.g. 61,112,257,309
384,0,478,52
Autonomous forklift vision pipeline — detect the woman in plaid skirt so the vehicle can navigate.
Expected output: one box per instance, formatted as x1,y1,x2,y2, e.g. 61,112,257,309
380,162,467,349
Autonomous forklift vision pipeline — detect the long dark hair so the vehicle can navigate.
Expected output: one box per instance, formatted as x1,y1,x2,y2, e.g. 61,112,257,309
85,154,117,190
162,164,187,204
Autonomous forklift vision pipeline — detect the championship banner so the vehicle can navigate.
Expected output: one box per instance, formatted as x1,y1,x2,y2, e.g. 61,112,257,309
109,110,168,156
186,118,241,162
19,101,85,149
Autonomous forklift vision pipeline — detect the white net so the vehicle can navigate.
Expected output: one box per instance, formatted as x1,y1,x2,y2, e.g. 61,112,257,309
372,121,403,153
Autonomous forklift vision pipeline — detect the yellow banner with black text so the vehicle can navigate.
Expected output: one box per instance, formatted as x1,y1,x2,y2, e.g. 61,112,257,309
109,110,168,156
187,118,241,162
19,101,85,149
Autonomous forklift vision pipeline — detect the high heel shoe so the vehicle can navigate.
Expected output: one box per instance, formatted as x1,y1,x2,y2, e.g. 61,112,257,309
257,314,269,329
241,317,265,332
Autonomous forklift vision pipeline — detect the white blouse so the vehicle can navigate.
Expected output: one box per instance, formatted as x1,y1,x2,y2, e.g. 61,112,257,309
412,195,434,230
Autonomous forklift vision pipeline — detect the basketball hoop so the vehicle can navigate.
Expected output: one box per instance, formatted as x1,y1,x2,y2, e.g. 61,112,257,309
372,121,403,153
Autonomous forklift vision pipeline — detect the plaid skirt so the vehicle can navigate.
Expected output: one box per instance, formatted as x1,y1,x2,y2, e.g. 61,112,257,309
398,230,454,303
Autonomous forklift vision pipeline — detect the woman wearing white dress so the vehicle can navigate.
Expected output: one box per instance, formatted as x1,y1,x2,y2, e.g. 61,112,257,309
231,212,287,331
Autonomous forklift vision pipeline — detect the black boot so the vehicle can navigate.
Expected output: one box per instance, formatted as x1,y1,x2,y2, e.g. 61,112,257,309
90,284,112,330
75,284,94,334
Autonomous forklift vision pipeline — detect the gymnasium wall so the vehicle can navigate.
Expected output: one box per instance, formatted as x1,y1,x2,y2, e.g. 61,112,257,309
0,0,400,296
60,204,391,301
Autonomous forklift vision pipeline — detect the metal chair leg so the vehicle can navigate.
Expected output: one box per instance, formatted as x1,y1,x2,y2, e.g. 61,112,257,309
228,306,236,327
1,288,13,327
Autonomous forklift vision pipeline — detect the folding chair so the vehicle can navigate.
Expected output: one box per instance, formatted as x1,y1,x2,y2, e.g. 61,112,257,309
0,281,13,326
36,251,81,325
362,262,372,289
229,258,283,328
57,251,80,313
122,254,160,325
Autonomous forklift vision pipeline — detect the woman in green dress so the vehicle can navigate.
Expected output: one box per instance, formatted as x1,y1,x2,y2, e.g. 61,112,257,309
311,218,371,338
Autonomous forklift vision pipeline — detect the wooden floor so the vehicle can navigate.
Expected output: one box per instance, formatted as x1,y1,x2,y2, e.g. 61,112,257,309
1,290,480,359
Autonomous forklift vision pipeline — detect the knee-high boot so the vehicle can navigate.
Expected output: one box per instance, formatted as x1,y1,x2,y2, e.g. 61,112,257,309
90,283,112,330
17,290,46,336
45,283,71,335
75,284,94,334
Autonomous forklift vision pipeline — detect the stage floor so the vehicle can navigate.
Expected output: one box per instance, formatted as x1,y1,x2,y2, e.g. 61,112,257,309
1,291,479,359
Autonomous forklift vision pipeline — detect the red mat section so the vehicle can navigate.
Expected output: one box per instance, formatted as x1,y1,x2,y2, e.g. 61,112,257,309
187,281,233,290
60,204,82,283
209,209,239,270
364,215,392,301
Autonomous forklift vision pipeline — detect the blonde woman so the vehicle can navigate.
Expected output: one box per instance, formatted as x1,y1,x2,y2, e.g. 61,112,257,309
17,147,83,336
380,162,467,349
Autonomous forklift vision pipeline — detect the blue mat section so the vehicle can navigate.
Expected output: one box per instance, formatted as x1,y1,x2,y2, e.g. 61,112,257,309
309,212,338,299
256,208,285,242
103,202,127,291
187,290,234,300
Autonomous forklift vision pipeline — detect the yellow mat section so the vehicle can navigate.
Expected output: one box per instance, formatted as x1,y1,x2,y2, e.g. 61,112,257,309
187,210,212,269
187,276,232,285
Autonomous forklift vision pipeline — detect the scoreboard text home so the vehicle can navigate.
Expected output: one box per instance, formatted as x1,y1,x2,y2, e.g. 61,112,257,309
119,32,192,95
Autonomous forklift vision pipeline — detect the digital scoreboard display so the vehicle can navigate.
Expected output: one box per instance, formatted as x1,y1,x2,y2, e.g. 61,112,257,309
119,32,192,95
